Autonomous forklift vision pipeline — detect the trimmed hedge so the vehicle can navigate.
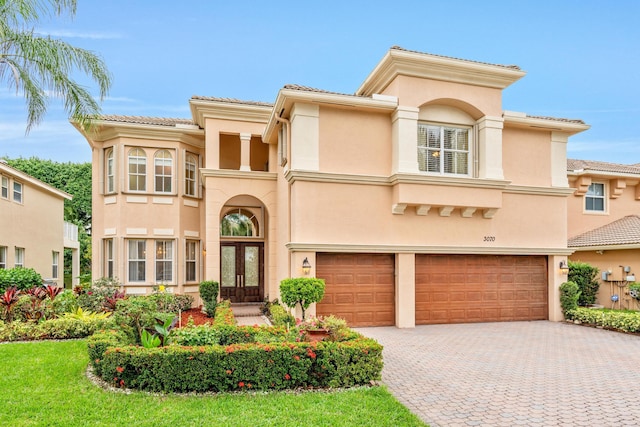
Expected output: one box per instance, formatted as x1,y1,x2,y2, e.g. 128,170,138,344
0,268,42,292
214,300,234,326
199,281,219,317
92,337,382,392
566,307,640,333
268,303,295,328
0,317,115,342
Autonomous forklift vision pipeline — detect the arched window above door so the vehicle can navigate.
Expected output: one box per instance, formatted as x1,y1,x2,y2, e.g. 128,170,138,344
220,209,259,237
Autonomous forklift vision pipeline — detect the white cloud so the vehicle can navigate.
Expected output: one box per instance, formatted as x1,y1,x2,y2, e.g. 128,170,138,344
36,29,124,39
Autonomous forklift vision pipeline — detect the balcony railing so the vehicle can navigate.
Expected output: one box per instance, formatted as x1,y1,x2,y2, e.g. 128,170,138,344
64,221,78,242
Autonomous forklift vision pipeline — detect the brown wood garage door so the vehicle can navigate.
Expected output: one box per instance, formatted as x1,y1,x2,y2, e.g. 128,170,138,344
316,253,395,327
416,255,548,324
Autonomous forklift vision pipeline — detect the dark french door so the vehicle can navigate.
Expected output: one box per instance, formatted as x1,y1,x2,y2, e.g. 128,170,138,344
220,242,264,303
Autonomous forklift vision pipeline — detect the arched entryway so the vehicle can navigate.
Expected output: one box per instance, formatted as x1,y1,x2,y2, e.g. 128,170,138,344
219,198,266,303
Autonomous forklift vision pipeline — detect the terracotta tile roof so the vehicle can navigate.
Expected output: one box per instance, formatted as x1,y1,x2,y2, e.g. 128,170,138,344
283,84,368,98
567,159,640,175
191,95,273,107
526,114,585,125
99,115,196,127
569,215,640,247
389,46,522,71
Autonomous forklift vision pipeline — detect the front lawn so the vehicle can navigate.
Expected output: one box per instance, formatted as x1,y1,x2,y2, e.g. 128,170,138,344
0,340,426,427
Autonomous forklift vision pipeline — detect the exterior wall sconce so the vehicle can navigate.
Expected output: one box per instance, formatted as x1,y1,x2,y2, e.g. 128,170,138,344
202,247,206,257
302,257,311,275
559,260,569,275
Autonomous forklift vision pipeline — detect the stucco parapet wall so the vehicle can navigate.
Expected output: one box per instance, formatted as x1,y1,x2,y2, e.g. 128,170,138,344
357,47,526,96
189,98,272,129
199,169,277,181
503,111,590,135
286,243,574,256
263,87,398,144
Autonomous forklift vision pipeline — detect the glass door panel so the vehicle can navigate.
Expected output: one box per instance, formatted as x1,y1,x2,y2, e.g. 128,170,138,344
244,246,259,288
221,246,236,288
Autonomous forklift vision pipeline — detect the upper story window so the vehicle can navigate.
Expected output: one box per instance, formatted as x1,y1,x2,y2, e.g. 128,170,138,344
221,209,259,237
184,154,197,197
105,148,115,193
13,181,23,203
128,148,147,192
585,182,605,212
418,123,469,175
1,176,8,199
154,150,173,193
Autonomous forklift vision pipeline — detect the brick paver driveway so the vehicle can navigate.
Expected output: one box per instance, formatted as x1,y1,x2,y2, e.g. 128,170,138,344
358,321,640,426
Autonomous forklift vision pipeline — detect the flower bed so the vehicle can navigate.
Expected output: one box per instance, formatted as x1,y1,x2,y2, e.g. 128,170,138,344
88,304,383,393
566,307,640,333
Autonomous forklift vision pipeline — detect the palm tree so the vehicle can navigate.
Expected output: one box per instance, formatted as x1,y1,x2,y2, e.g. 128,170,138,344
0,0,111,132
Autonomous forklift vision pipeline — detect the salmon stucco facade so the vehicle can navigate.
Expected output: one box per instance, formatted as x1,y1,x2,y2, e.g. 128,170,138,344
76,47,590,327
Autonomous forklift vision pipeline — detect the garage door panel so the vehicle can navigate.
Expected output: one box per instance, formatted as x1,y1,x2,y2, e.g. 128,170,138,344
416,255,548,324
317,253,395,327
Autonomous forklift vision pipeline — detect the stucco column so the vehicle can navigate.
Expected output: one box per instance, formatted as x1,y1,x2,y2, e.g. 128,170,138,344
290,103,319,171
477,116,504,180
239,133,252,171
391,106,420,174
396,252,416,328
549,255,568,321
551,132,570,187
205,120,220,169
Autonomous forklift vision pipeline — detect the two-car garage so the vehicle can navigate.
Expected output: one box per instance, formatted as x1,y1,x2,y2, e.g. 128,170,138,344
316,253,549,327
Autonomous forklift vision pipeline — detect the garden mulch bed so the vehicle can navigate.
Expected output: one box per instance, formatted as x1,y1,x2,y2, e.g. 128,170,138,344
177,307,212,327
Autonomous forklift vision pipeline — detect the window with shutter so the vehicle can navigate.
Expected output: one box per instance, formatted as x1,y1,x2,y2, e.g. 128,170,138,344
418,123,470,175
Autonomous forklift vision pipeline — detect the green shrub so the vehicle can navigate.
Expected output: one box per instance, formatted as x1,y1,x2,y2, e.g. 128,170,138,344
214,300,235,326
0,268,42,292
113,297,159,343
75,277,122,312
567,307,640,333
148,292,193,313
269,302,295,328
96,336,382,393
559,281,580,316
280,278,325,319
87,329,133,376
199,281,219,317
0,316,114,342
51,290,79,316
568,261,600,306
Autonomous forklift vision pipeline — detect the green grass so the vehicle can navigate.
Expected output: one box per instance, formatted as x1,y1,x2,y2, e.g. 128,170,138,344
0,340,426,426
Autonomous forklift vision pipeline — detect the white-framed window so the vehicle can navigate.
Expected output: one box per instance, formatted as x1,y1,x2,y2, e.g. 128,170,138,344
105,148,115,193
155,240,173,282
52,251,59,278
185,240,198,282
128,240,146,282
104,239,114,278
585,182,605,212
0,246,6,269
418,123,470,175
128,148,147,192
15,247,24,268
1,176,8,199
13,181,23,203
184,154,197,197
154,150,172,193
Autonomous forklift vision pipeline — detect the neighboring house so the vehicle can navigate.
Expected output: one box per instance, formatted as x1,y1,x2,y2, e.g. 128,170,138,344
0,160,80,287
567,159,640,309
75,47,590,327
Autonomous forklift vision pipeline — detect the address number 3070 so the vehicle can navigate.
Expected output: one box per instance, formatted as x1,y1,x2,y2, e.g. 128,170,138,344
483,236,496,242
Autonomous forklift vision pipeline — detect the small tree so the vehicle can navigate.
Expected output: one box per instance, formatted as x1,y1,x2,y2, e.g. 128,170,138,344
280,278,325,320
568,261,600,306
559,281,580,317
199,280,219,317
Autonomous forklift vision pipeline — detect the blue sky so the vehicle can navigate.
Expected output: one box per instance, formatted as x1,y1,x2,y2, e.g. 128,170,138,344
1,0,639,163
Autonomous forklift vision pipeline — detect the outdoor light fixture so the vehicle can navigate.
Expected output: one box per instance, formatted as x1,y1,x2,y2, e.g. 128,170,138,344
559,260,569,275
302,257,311,275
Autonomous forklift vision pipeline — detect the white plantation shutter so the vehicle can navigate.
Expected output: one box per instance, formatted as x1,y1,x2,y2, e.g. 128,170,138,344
417,124,469,175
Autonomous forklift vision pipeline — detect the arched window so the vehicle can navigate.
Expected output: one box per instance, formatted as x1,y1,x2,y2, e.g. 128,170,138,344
128,148,146,191
154,150,172,193
105,148,114,193
220,209,259,237
184,154,197,196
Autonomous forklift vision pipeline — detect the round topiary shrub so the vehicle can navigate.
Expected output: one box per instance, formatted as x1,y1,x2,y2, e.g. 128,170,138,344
280,277,325,320
560,280,580,317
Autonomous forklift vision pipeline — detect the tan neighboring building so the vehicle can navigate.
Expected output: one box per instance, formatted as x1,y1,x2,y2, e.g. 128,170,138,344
567,160,640,309
76,47,590,327
0,160,80,287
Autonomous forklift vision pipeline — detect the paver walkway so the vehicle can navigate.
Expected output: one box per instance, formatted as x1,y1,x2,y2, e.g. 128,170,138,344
358,321,640,427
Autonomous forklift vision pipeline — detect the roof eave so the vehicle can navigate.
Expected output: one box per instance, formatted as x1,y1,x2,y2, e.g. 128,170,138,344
0,162,72,200
189,99,272,128
503,112,590,135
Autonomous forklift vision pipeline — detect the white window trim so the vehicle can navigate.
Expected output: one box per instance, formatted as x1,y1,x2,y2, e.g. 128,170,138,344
0,246,7,269
13,181,23,204
128,148,147,193
104,239,114,278
127,239,146,282
15,247,24,268
417,122,472,177
184,153,197,197
185,239,198,283
52,251,59,279
154,150,173,194
584,182,607,213
155,239,174,283
1,176,8,200
105,148,115,194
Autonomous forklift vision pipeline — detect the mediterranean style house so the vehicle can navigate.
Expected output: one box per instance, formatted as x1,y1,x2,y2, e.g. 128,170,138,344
75,47,591,327
0,160,80,287
567,159,640,309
